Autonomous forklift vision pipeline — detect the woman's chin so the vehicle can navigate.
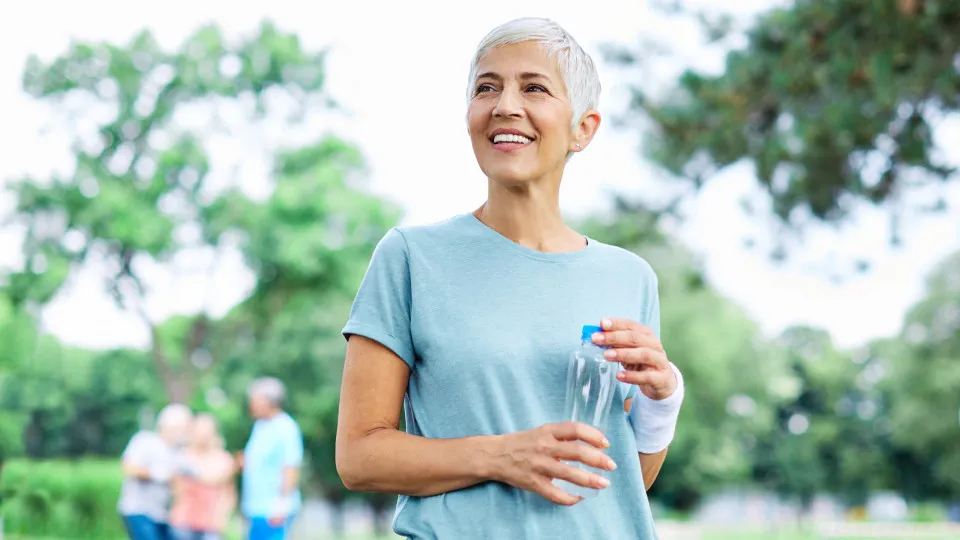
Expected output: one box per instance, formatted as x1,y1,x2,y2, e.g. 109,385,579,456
482,164,544,187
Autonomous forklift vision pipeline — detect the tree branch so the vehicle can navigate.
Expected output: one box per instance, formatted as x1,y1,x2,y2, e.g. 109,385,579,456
109,247,179,396
181,315,210,371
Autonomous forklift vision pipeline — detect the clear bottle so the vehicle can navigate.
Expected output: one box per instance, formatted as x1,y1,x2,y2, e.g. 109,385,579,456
552,324,620,499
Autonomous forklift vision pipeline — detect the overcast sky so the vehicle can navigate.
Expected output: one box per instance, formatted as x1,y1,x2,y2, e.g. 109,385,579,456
1,0,958,351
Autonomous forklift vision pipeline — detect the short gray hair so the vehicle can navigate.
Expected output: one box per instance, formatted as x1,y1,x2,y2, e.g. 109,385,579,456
467,17,601,128
247,377,286,407
156,403,192,430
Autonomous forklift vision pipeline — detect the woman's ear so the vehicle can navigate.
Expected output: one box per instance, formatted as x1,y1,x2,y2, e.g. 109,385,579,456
570,109,602,153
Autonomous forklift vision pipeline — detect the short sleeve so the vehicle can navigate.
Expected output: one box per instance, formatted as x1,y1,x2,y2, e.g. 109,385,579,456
121,432,149,466
281,420,304,467
342,228,415,367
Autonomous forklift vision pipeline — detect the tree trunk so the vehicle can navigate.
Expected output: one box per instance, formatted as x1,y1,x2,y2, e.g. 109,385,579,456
146,315,210,403
162,371,194,405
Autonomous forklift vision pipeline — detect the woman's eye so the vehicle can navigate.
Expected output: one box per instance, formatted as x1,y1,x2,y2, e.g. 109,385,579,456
526,85,547,93
475,83,496,94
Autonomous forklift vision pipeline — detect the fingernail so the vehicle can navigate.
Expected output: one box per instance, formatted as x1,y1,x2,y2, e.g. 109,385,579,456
607,459,617,471
616,372,626,380
602,318,612,329
598,477,610,488
603,350,617,359
602,437,610,448
592,332,604,343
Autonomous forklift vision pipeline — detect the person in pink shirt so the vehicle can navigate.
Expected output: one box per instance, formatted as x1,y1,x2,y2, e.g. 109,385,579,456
169,414,237,540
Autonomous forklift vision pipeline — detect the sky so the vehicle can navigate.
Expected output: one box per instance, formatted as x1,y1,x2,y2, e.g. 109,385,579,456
1,0,959,350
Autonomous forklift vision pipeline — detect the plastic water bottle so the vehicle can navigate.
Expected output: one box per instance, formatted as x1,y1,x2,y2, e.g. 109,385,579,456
552,324,620,499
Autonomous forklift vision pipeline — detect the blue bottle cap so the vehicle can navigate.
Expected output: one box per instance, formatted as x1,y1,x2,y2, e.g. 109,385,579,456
581,324,603,341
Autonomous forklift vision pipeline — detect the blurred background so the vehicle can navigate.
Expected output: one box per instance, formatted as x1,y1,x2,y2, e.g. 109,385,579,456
1,0,959,539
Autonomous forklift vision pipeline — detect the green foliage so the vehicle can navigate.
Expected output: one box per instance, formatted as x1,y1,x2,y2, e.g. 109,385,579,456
6,21,340,403
880,252,960,499
0,347,160,459
0,459,124,539
0,292,36,376
618,0,960,244
4,19,401,522
751,328,891,508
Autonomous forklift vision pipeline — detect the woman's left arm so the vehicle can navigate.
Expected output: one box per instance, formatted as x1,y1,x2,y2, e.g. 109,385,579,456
622,397,671,490
597,318,684,491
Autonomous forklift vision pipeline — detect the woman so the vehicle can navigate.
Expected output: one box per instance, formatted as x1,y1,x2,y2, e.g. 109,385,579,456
119,403,192,540
336,17,685,539
169,413,237,540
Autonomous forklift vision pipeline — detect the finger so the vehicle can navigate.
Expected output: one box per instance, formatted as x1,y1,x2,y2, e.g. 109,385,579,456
594,330,662,350
541,459,611,491
552,441,618,472
551,421,609,448
593,330,642,348
534,477,583,506
616,369,664,387
603,347,668,368
601,318,652,333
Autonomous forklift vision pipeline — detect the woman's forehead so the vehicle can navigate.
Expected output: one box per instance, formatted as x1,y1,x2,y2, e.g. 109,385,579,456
475,42,561,79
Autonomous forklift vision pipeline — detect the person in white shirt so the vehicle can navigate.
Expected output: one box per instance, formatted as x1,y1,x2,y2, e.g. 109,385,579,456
118,403,193,540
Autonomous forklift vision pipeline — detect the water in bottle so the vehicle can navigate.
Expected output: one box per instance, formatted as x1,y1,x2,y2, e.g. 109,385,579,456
552,324,620,499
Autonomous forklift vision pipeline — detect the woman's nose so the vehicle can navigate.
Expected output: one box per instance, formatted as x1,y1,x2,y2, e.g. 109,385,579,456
493,87,524,118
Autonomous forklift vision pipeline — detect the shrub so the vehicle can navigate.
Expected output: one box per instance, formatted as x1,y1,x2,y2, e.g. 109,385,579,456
0,459,125,539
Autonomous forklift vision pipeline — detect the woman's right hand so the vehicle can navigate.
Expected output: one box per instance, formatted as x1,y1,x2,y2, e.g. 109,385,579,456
490,422,617,506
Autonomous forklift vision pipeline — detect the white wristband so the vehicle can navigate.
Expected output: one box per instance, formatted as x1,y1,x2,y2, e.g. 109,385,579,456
627,362,684,454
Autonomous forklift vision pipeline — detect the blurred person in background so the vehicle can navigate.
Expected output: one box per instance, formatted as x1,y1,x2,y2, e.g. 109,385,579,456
119,403,194,540
169,413,237,540
237,377,304,540
335,16,683,540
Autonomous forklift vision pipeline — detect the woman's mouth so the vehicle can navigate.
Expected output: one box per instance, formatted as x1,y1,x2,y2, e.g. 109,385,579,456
490,133,533,152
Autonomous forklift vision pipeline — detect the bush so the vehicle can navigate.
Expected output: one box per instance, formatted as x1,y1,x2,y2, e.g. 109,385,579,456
910,501,947,523
0,459,125,539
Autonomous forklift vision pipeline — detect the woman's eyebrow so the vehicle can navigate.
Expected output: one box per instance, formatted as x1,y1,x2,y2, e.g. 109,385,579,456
475,72,551,83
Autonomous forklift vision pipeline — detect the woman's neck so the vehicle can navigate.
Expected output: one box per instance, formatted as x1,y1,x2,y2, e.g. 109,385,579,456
190,443,214,455
476,178,586,253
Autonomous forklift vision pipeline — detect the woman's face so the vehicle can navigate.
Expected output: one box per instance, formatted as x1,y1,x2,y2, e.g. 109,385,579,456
467,41,596,186
190,416,218,446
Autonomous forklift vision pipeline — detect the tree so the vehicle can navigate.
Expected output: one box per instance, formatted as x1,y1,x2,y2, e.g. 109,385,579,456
7,21,336,402
880,251,960,501
753,327,891,516
613,0,960,258
0,291,35,375
0,290,32,472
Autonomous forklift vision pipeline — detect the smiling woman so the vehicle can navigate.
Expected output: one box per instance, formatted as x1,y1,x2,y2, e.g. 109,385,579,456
468,39,592,187
335,17,684,540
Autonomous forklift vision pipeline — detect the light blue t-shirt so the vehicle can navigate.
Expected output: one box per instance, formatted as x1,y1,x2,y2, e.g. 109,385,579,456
241,412,304,518
343,213,663,539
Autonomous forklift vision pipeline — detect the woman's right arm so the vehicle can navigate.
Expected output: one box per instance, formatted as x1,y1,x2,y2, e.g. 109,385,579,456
120,433,151,480
335,335,616,505
121,462,151,480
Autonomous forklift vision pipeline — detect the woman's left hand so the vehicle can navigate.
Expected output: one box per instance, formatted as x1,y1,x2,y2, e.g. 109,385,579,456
591,318,678,401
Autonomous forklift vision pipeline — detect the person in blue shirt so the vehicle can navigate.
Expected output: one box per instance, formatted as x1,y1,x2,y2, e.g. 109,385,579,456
336,16,685,540
239,377,303,540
